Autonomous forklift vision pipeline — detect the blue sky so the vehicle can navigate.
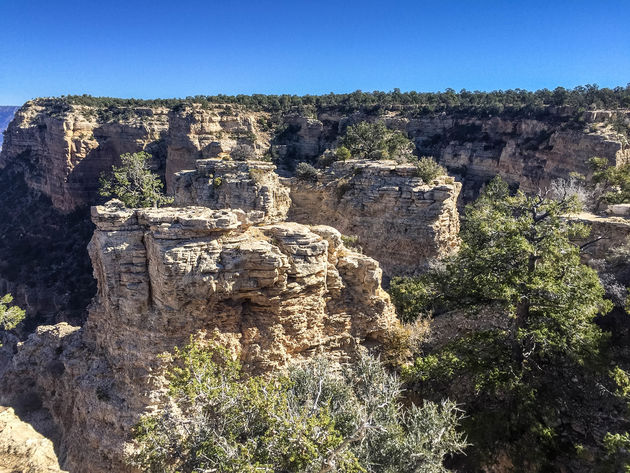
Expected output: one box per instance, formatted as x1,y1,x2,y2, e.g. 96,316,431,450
0,0,628,104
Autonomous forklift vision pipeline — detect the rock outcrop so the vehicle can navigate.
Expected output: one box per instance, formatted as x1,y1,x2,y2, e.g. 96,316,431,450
573,213,630,261
173,158,291,223
0,101,273,212
3,100,628,215
1,201,398,472
0,406,67,473
2,98,626,328
288,160,461,276
0,102,170,212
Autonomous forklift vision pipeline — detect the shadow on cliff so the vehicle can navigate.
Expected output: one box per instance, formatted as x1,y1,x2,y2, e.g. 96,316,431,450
0,163,96,331
68,126,169,206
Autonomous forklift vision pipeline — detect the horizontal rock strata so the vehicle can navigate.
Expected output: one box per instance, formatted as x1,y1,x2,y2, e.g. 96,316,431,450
288,160,461,276
173,158,291,223
1,201,398,472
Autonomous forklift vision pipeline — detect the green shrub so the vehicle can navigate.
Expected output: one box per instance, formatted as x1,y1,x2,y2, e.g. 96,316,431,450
130,341,466,473
0,294,24,345
414,156,446,184
335,146,351,161
340,121,414,162
388,276,433,323
99,152,173,208
401,177,626,471
295,162,319,181
340,234,362,252
213,176,223,187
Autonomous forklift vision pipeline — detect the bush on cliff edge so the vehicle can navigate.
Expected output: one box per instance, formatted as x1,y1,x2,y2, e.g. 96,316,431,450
130,342,466,473
99,151,173,208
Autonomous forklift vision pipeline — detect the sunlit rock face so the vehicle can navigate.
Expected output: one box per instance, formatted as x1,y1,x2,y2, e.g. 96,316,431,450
173,158,291,224
288,160,461,276
1,201,398,473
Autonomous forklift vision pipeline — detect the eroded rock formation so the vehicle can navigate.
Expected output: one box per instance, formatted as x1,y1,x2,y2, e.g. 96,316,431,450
288,160,461,276
173,158,291,223
1,201,398,472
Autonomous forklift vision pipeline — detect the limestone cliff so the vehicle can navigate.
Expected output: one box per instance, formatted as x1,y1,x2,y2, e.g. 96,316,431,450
3,100,627,214
1,201,398,472
0,101,272,212
1,98,627,328
288,160,461,276
0,101,170,212
173,158,291,223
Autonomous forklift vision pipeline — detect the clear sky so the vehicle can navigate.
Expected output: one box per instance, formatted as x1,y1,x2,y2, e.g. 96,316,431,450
0,0,628,105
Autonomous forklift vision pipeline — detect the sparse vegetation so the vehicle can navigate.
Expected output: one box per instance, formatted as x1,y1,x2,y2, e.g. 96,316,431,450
394,177,627,471
99,151,173,208
130,341,466,473
588,157,630,209
57,85,630,117
295,162,319,181
339,121,414,161
413,156,446,183
0,294,24,344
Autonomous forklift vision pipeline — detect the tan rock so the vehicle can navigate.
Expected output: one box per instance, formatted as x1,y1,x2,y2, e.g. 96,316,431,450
173,158,291,223
0,406,66,473
288,160,461,275
1,202,398,472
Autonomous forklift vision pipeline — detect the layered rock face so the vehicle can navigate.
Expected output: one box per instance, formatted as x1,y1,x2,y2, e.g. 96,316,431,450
0,103,170,212
1,99,626,328
4,101,627,215
0,102,272,212
1,201,397,472
165,104,271,189
288,160,461,276
173,158,291,223
403,112,630,200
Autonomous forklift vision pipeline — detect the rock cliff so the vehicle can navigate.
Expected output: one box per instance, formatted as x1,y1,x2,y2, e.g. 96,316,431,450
0,102,170,212
288,160,461,275
173,158,291,223
1,201,398,472
0,98,627,331
3,100,627,214
0,101,272,212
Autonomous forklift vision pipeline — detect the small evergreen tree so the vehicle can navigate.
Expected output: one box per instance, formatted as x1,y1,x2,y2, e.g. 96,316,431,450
588,157,630,210
99,152,173,208
0,294,24,345
340,121,414,161
413,156,446,183
399,177,624,470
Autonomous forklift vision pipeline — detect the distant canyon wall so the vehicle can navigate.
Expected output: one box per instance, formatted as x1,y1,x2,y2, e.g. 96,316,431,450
0,99,628,326
2,100,628,213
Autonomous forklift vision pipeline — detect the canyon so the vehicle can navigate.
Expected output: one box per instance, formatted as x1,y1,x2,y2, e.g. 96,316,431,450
0,97,629,472
1,100,628,328
0,105,18,149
